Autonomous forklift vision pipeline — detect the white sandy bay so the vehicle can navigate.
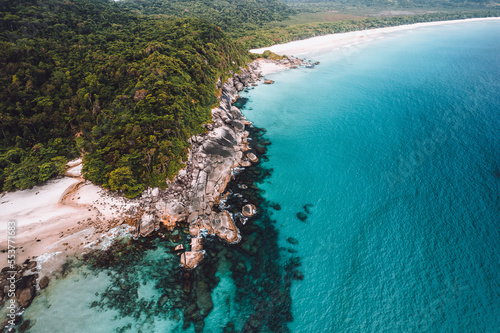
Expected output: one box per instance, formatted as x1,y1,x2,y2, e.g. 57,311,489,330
250,17,500,58
0,177,82,230
0,177,138,269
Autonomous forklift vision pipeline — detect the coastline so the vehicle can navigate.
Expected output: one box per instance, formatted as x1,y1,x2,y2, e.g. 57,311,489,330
0,56,304,330
8,14,499,276
3,15,498,324
0,55,303,311
250,17,500,57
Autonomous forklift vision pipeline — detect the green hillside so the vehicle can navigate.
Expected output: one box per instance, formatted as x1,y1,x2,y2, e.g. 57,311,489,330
0,0,248,197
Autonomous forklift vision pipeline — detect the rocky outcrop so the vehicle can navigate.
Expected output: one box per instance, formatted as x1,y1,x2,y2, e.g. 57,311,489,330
247,152,258,163
180,237,205,269
130,57,304,269
242,204,256,217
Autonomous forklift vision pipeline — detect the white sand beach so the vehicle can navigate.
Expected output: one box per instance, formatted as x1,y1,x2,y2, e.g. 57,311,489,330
0,171,138,274
250,17,500,57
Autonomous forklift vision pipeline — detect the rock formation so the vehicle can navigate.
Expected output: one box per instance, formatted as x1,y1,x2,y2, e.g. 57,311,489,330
242,204,257,217
64,57,304,270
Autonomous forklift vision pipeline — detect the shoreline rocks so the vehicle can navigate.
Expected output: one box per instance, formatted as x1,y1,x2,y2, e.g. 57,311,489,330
138,57,304,269
242,204,257,217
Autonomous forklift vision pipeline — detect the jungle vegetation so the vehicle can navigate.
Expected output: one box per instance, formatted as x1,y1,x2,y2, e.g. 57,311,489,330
0,0,249,197
1,0,497,197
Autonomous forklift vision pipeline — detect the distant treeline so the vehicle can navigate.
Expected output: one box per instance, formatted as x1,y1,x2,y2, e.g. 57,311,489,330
118,0,295,35
282,0,491,7
239,10,500,48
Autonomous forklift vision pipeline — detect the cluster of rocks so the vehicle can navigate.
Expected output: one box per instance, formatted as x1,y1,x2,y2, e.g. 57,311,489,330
133,60,282,269
0,259,49,329
78,57,305,270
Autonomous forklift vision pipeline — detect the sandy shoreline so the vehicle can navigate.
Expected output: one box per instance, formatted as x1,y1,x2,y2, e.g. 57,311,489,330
0,172,139,276
250,17,500,57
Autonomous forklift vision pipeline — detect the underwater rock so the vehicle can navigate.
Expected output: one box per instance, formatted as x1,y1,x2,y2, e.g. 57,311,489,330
223,322,236,333
286,237,299,245
303,203,313,214
293,270,304,281
17,286,36,308
270,203,281,211
296,212,308,222
195,281,213,316
157,294,168,308
264,80,274,84
19,319,31,333
240,233,260,256
255,144,267,154
233,261,247,275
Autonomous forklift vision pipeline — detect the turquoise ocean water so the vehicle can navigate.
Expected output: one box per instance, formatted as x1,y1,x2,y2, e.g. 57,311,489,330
240,20,500,332
11,20,500,332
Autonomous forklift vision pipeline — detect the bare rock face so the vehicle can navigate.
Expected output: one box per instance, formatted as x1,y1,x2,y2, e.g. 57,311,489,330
240,160,252,167
179,237,205,269
199,211,240,244
180,251,204,270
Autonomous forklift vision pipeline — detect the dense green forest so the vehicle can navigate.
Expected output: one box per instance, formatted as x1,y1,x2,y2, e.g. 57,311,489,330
0,0,249,197
119,0,294,33
1,0,498,197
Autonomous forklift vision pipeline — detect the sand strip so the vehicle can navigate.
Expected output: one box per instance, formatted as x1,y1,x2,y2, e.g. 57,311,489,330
250,17,500,57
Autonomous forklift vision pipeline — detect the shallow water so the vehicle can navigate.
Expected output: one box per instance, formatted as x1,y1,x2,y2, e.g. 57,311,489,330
8,20,500,333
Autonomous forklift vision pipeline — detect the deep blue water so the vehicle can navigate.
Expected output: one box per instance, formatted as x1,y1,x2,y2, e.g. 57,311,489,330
10,20,500,333
240,20,500,332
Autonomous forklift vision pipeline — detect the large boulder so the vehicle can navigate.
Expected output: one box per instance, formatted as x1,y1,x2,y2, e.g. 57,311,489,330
247,153,258,163
139,213,155,237
242,204,256,217
39,276,49,289
180,251,204,270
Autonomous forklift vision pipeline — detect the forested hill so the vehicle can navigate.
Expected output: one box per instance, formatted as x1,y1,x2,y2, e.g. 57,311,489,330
118,0,294,34
0,0,249,197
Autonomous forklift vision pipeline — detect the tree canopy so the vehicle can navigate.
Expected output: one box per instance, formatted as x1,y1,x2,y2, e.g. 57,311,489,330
0,0,248,196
